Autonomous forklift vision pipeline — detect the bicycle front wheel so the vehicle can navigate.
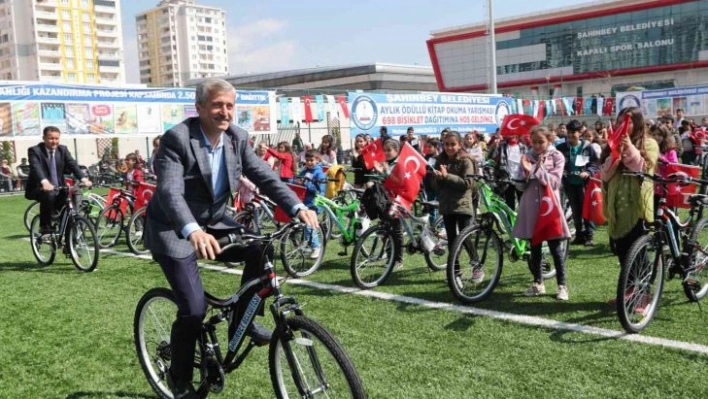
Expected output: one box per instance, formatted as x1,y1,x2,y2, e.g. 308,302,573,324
685,218,708,301
269,316,366,399
446,225,503,303
134,288,205,399
281,224,326,278
95,204,124,248
69,216,99,272
30,214,56,266
127,206,149,255
24,201,40,232
350,225,396,289
617,234,664,333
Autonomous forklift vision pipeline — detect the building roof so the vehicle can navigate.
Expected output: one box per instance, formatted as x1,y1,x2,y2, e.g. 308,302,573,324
187,62,437,94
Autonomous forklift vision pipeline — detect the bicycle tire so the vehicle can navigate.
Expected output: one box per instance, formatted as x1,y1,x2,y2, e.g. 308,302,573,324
127,206,149,255
424,216,447,271
134,288,206,399
68,216,99,272
269,315,366,399
319,210,334,242
685,217,708,301
24,201,40,232
617,234,664,333
446,224,503,303
29,214,56,266
95,204,124,248
280,224,326,278
350,225,396,289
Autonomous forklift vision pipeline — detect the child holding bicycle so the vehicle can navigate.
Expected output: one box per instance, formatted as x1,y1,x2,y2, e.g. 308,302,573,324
513,126,571,300
600,106,658,269
372,139,405,270
296,149,326,258
124,152,144,195
430,131,478,280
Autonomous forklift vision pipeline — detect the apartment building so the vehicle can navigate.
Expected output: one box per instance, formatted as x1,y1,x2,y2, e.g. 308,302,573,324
136,0,228,87
0,0,125,84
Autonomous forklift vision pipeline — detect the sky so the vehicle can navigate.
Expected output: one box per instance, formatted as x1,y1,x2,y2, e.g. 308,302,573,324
119,0,595,84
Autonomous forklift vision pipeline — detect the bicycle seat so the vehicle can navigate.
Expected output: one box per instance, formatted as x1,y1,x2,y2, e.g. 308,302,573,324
688,194,708,207
347,187,366,196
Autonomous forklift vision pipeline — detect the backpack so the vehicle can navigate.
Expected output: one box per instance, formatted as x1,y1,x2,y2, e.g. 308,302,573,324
361,181,392,221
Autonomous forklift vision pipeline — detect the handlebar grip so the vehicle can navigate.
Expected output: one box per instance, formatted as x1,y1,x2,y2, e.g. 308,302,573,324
216,230,247,247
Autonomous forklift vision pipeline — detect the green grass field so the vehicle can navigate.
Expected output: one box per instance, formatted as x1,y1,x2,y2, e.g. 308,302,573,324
2,192,708,399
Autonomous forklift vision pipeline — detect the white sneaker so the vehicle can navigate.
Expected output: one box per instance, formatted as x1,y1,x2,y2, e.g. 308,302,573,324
556,285,569,301
471,268,485,283
524,282,546,296
309,247,321,259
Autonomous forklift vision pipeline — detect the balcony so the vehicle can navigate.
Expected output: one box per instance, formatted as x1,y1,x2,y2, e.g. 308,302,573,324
96,40,120,49
94,15,117,25
39,62,63,71
38,48,62,57
36,24,59,33
37,35,61,44
34,10,58,19
96,28,119,37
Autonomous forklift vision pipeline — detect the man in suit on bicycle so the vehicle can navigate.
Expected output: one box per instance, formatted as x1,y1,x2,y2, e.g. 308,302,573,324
26,126,91,234
144,78,318,399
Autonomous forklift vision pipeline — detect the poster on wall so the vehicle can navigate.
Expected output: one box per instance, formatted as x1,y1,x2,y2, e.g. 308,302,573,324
12,102,40,136
0,103,12,137
136,104,161,134
0,83,278,137
348,91,512,136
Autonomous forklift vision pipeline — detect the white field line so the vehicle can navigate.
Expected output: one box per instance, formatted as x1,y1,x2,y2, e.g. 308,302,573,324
94,248,708,355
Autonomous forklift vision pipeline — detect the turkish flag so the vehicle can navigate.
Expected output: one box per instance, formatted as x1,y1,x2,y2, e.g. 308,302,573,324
335,95,349,118
607,113,631,161
536,99,546,121
582,175,605,225
603,97,615,116
499,114,540,137
575,97,584,115
303,95,313,123
665,163,700,208
362,138,385,169
383,143,426,209
531,182,565,246
134,182,156,210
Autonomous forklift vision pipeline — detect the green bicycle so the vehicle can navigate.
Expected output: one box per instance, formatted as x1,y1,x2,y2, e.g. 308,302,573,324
446,172,570,303
315,186,368,254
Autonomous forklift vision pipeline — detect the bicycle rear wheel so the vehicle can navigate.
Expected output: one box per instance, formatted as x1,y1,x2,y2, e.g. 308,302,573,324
95,204,124,248
69,216,99,272
280,224,326,278
350,225,396,289
269,316,365,399
446,225,503,303
617,234,664,333
30,215,56,266
134,288,205,399
685,218,708,301
24,201,40,232
127,206,149,255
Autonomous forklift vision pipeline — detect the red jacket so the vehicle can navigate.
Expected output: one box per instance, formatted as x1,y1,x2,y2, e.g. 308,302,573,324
125,167,145,194
267,148,295,179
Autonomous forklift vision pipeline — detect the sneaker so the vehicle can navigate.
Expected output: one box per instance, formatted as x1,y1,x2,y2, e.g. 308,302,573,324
471,268,485,283
557,285,569,301
524,282,546,296
584,237,594,246
309,247,321,259
394,261,403,270
246,322,272,346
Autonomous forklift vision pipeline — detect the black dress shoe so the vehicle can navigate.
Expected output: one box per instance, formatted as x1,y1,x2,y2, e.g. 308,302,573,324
247,322,272,346
166,371,198,399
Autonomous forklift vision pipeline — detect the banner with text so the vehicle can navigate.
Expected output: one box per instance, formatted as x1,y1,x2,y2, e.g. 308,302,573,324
616,85,708,118
0,83,276,138
348,92,512,136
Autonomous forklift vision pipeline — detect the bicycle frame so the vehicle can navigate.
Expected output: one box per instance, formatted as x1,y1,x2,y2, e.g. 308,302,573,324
478,180,528,257
314,194,361,244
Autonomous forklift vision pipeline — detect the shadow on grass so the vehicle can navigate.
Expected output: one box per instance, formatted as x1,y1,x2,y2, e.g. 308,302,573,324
0,261,60,272
6,234,28,240
66,391,154,399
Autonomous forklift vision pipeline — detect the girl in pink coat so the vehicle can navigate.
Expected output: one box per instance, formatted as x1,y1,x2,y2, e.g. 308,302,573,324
512,126,571,300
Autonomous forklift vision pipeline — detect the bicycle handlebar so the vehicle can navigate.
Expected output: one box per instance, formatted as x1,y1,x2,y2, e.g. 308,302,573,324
216,220,302,249
621,170,708,186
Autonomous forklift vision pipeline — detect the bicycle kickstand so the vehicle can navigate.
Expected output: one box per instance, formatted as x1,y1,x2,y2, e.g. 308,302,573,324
337,247,348,256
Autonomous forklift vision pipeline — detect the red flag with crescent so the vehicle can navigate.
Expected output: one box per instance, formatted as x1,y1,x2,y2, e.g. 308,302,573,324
607,113,630,161
336,95,350,118
383,143,426,209
581,174,605,225
134,182,156,210
500,114,540,137
531,181,565,246
362,138,385,169
303,95,313,123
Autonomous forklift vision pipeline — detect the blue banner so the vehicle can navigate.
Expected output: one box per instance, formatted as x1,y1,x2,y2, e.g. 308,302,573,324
348,92,512,136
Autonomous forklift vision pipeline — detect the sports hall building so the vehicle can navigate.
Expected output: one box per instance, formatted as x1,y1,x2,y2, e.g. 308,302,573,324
427,0,708,99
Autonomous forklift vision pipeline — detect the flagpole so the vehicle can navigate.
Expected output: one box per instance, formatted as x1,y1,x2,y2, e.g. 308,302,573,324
488,0,498,94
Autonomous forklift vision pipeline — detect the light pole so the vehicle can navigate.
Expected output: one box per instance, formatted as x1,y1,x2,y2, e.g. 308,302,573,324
488,0,498,94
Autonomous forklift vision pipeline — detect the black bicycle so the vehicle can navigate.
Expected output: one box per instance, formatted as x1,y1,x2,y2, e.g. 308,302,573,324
29,185,100,272
616,171,708,333
134,221,366,399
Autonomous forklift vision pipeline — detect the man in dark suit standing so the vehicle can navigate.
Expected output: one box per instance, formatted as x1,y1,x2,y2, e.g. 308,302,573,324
144,78,318,399
26,126,91,233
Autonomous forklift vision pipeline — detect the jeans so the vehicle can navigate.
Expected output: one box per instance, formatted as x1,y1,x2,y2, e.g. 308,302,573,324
529,238,567,286
566,183,594,237
304,207,321,249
